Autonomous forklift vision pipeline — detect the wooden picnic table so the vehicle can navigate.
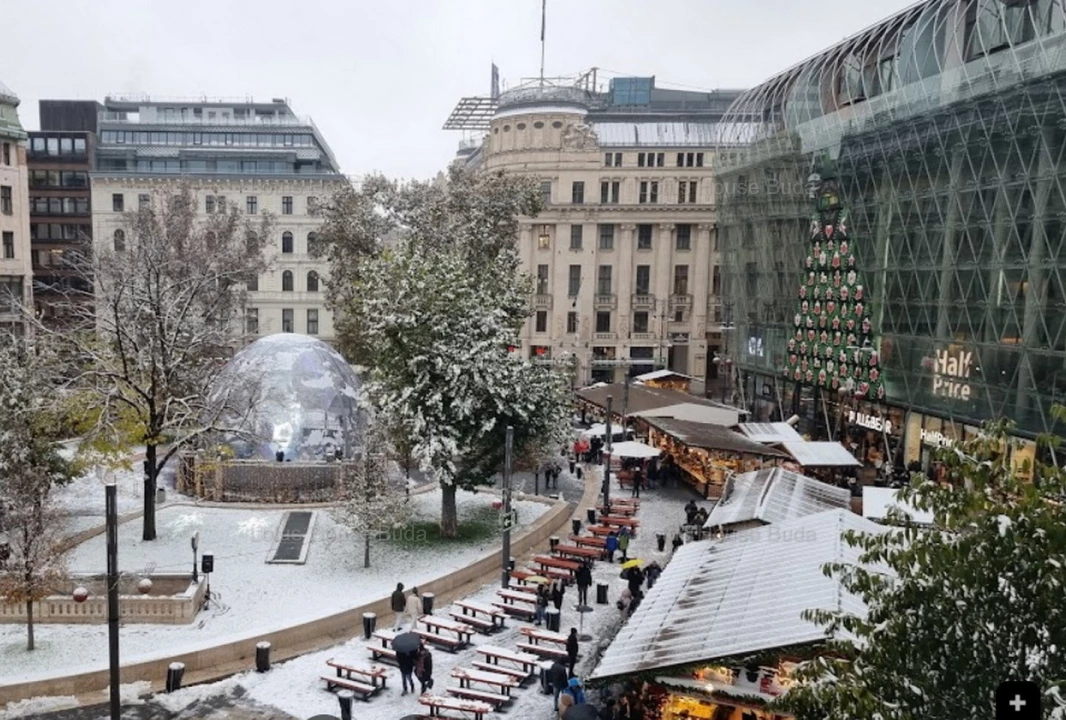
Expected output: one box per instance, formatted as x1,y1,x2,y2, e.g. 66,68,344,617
599,515,640,533
496,588,536,605
519,626,569,647
552,544,601,561
587,525,615,537
450,667,520,695
533,555,580,573
510,569,535,584
418,693,494,720
418,615,474,650
612,498,641,506
325,659,389,688
570,534,607,548
372,629,399,647
598,504,638,517
453,599,507,631
476,645,540,673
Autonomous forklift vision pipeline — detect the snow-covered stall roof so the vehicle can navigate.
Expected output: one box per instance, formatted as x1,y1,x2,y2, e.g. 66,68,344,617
862,486,935,526
633,403,739,426
704,468,850,529
589,509,886,681
736,422,804,444
779,441,861,468
642,417,789,458
609,440,661,459
634,369,693,383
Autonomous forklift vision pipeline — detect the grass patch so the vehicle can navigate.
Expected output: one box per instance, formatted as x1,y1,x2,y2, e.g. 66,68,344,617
386,504,501,550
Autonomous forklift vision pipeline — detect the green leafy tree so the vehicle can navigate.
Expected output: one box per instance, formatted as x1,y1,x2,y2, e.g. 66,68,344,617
780,418,1066,720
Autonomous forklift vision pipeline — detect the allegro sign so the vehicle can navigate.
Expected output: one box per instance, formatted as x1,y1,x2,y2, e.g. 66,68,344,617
931,349,974,400
848,410,892,434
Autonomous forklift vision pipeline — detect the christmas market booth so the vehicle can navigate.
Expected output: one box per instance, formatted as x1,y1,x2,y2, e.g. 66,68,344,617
634,369,695,393
576,382,743,431
774,441,861,489
703,467,851,534
642,417,788,499
588,509,888,720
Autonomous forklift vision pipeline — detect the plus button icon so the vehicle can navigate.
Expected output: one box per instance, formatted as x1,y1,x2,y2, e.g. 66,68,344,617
997,681,1039,720
1009,695,1026,712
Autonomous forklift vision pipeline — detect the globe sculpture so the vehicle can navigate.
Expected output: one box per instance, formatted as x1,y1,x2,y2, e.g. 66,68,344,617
207,333,366,462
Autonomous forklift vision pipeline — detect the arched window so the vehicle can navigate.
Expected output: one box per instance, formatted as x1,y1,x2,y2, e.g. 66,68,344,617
281,231,293,254
307,270,319,292
307,231,317,249
282,270,293,292
113,229,125,252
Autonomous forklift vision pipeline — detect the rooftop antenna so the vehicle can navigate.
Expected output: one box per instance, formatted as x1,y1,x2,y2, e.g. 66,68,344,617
539,0,546,87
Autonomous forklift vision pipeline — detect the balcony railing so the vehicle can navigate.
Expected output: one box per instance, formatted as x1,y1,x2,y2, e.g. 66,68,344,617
594,294,617,308
593,332,617,341
630,332,655,340
534,294,553,309
670,293,693,307
631,294,655,308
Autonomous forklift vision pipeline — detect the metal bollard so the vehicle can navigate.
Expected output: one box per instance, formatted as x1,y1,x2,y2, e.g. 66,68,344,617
596,582,609,605
362,612,376,639
255,641,271,672
337,689,355,720
422,593,435,615
572,518,582,535
549,536,560,551
166,662,185,692
586,508,596,525
545,607,561,633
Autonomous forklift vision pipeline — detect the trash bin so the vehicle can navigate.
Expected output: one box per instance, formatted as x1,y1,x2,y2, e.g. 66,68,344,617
362,612,376,639
255,641,271,672
549,536,560,551
422,593,435,615
166,662,185,692
508,557,516,572
656,533,666,552
569,460,576,474
538,660,554,694
155,487,166,504
545,607,560,633
571,519,581,535
337,689,355,720
596,583,609,605
586,508,596,525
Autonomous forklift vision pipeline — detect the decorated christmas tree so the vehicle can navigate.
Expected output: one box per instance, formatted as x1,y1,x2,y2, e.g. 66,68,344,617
783,169,884,401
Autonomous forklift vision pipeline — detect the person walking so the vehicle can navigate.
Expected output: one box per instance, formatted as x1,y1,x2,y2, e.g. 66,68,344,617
575,562,592,606
566,628,580,677
559,687,576,719
605,531,618,563
671,533,684,553
548,660,569,713
414,642,434,694
391,582,406,630
535,584,549,626
617,528,631,562
397,645,416,695
404,587,422,630
565,677,586,705
631,466,642,498
645,562,662,589
551,581,564,612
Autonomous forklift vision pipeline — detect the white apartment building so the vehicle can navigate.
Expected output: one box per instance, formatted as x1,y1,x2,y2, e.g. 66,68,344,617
447,75,743,393
0,82,33,333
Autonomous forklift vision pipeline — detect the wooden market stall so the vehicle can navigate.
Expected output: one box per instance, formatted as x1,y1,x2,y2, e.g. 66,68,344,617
643,417,789,499
575,383,743,432
633,369,694,393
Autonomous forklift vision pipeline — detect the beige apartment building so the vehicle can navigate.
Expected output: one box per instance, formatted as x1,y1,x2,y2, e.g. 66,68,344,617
0,82,33,333
447,75,742,393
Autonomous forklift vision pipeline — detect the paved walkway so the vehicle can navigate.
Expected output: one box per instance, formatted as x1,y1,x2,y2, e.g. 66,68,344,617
15,687,299,720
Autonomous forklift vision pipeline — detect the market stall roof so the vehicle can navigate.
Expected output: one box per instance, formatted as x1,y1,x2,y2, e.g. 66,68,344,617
634,369,693,383
862,487,935,525
779,441,862,468
609,440,662,459
643,417,789,458
633,403,739,426
589,509,886,681
704,468,850,529
736,422,804,444
581,423,630,438
577,383,720,415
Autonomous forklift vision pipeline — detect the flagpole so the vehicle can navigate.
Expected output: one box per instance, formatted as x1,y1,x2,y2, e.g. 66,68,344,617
540,0,546,86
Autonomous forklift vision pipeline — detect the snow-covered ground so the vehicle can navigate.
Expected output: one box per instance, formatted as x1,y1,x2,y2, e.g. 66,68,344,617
0,489,549,685
54,461,148,525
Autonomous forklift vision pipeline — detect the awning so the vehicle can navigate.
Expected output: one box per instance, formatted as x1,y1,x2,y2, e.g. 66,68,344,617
644,417,789,458
779,441,862,468
609,441,662,459
736,422,803,444
704,468,850,528
633,403,739,427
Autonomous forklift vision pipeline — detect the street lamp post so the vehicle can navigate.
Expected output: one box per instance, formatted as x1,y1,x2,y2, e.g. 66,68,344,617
500,426,514,589
191,531,199,583
103,474,120,720
603,396,612,509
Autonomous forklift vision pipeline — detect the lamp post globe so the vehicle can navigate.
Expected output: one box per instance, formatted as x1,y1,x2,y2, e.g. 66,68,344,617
138,578,153,595
72,586,89,603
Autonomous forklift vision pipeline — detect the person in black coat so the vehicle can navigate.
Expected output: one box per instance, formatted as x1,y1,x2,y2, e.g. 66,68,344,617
548,660,569,712
391,582,406,630
414,644,433,694
397,647,416,695
566,628,580,677
575,563,593,606
551,581,564,612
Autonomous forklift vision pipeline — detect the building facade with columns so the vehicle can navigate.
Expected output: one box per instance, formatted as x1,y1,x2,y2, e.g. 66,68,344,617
0,82,32,333
446,74,743,393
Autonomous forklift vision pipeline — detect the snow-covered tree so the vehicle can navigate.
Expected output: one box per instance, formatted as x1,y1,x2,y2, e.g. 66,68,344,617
41,185,271,541
331,428,411,568
780,418,1066,720
0,332,76,650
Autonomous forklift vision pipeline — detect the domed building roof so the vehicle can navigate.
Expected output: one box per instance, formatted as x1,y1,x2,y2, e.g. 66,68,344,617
208,334,366,461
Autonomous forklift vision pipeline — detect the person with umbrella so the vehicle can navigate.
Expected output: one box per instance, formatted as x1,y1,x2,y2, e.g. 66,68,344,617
548,660,569,712
393,632,421,695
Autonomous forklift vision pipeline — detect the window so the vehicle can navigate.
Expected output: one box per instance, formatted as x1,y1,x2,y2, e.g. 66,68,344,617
635,265,650,294
282,196,293,215
112,194,124,212
633,311,649,334
307,270,319,292
2,143,9,165
536,264,549,294
571,182,585,204
674,308,685,322
113,229,126,252
712,265,721,295
637,152,664,168
217,196,226,212
696,152,704,167
138,193,150,210
307,196,318,213
2,232,13,259
539,181,552,206
282,232,294,253
597,265,612,295
604,152,622,167
537,225,551,250
566,311,578,333
639,181,659,204
598,224,615,250
637,224,653,250
0,186,11,214
570,225,583,250
282,270,294,291
246,196,258,214
595,311,611,333
676,224,692,250
282,308,294,333
0,277,23,311
677,152,703,167
205,195,215,214
307,231,317,250
306,308,319,335
638,152,646,168
247,272,258,291
600,180,620,204
246,308,259,334
568,265,581,296
678,181,698,204
535,310,548,333
673,265,689,295
655,152,664,167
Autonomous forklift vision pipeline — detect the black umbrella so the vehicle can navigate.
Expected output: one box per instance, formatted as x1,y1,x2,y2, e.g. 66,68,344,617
392,632,421,655
564,704,600,720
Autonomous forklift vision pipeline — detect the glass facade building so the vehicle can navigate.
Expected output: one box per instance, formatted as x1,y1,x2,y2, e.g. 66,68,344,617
717,0,1066,454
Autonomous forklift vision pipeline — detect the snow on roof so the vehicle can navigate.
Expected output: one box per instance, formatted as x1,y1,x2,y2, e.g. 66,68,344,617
779,441,862,468
736,422,804,444
862,486,935,525
633,403,739,426
641,417,789,458
590,509,885,681
704,468,851,528
634,369,692,382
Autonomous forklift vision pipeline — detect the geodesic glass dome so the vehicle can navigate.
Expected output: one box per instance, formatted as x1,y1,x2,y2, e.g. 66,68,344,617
207,333,366,461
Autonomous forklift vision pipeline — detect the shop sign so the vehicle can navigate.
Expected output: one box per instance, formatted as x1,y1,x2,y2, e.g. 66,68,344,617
747,336,764,358
931,348,974,400
920,428,954,448
848,410,892,434
670,332,690,343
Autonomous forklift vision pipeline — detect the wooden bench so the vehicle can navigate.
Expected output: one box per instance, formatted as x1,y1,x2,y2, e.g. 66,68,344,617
366,644,397,663
448,610,496,632
445,685,511,706
600,516,641,530
325,659,388,689
533,556,579,580
510,569,535,584
476,645,540,673
418,694,494,720
320,674,377,698
490,600,535,619
597,505,638,517
496,588,537,605
520,626,569,647
587,525,615,537
552,544,602,561
453,599,507,631
516,641,570,661
414,628,466,652
450,667,519,696
570,534,607,548
471,660,530,683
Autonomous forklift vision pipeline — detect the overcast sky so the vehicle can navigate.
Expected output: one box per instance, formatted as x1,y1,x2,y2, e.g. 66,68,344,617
5,0,913,180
